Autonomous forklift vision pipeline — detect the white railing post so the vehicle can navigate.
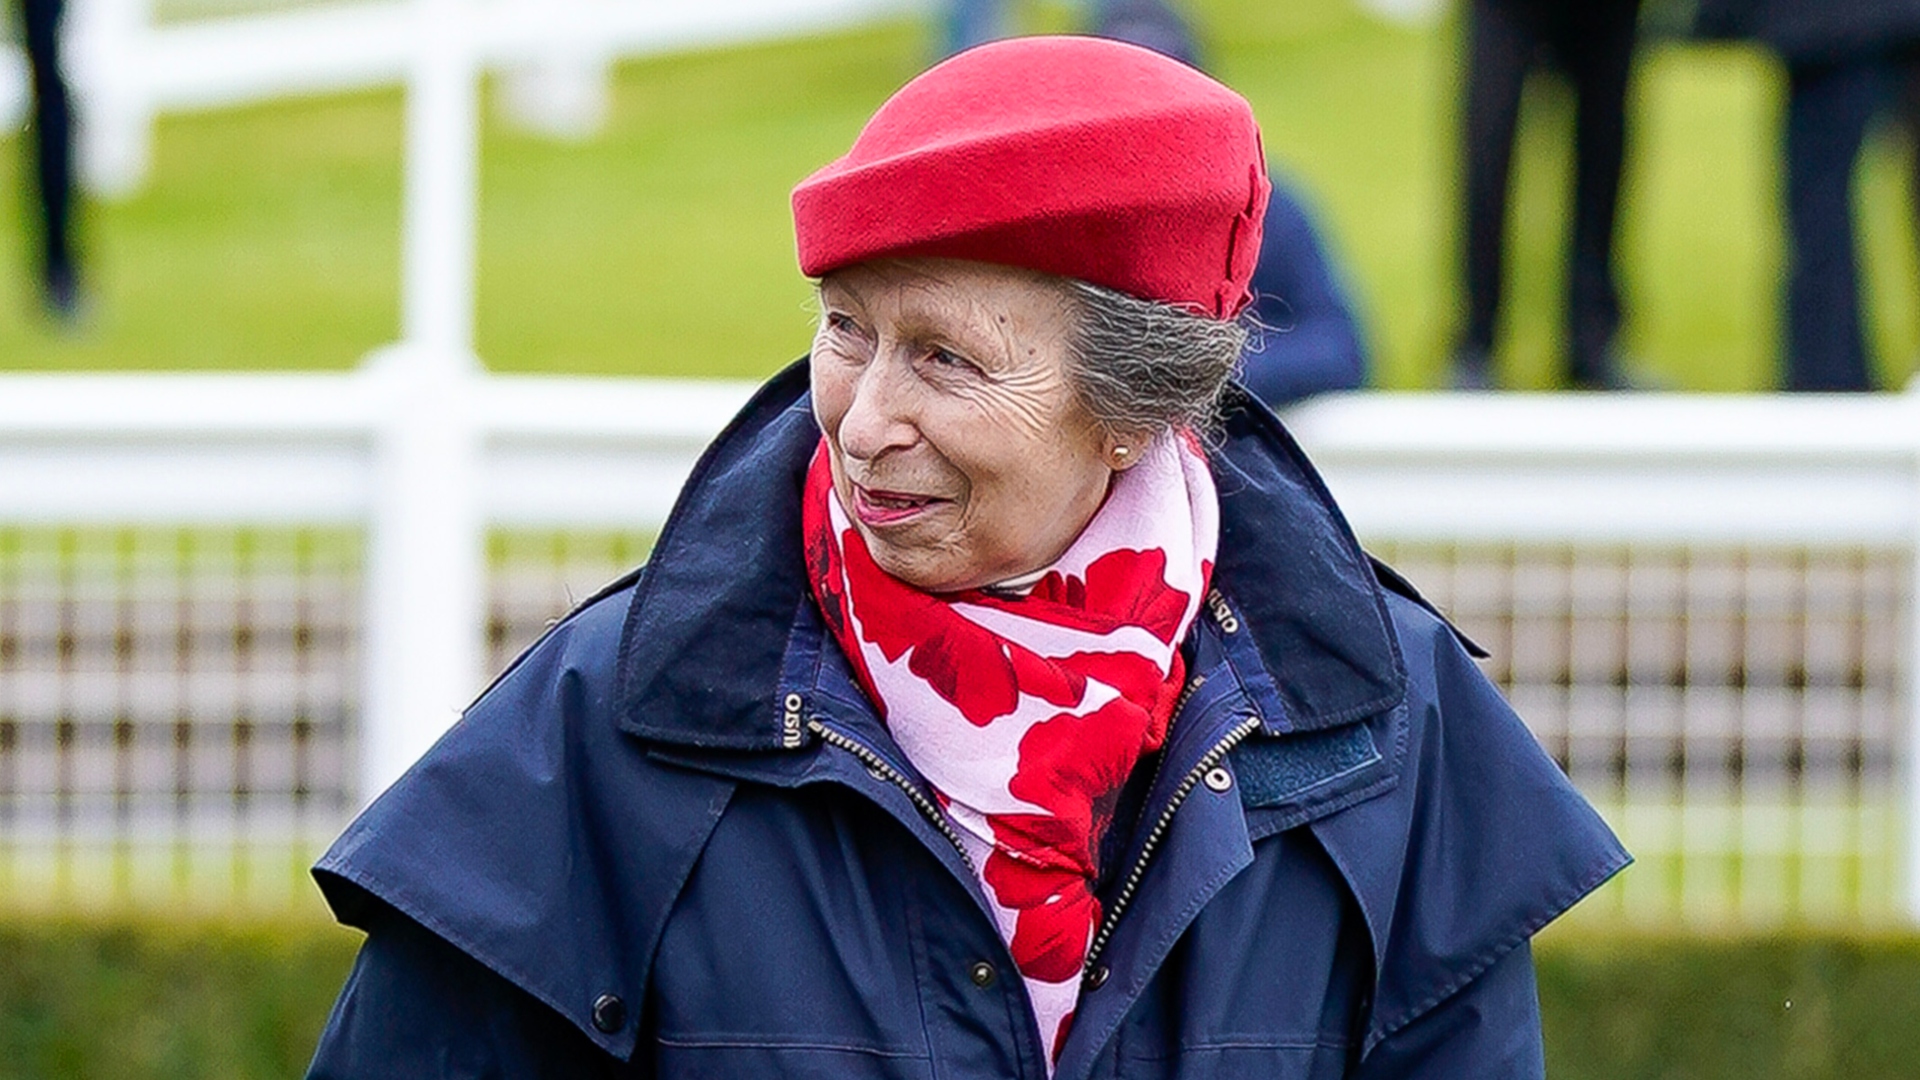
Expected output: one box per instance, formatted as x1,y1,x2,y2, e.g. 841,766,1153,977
402,0,480,359
357,0,485,804
69,0,152,196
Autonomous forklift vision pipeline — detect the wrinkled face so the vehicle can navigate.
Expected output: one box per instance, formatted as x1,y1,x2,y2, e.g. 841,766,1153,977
810,258,1119,593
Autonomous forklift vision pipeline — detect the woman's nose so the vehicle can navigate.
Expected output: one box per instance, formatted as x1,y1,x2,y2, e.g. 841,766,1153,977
835,357,917,461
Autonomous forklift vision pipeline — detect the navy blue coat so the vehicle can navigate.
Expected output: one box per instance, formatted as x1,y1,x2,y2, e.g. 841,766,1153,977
307,361,1628,1079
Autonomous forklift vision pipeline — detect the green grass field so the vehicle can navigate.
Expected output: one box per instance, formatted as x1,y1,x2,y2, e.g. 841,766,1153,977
0,0,1916,387
4,917,1920,1080
2,793,1903,928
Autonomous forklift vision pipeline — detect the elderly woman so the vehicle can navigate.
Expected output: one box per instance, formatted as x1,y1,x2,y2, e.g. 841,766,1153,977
306,37,1625,1080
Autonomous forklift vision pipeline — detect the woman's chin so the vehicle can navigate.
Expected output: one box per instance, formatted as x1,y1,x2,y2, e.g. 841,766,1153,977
862,539,983,595
867,548,951,592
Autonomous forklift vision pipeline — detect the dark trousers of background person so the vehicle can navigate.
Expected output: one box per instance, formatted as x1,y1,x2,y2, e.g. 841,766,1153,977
1796,44,1920,393
1781,58,1893,391
19,0,79,312
1457,0,1642,389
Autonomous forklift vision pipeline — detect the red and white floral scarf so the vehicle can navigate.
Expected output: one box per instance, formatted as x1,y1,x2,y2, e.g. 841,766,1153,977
803,432,1218,1065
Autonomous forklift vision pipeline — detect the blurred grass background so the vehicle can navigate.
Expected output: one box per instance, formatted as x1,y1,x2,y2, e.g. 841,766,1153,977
2,920,1919,1079
0,0,1915,387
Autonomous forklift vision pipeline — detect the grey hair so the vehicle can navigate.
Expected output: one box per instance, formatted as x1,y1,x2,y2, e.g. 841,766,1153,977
1059,279,1248,440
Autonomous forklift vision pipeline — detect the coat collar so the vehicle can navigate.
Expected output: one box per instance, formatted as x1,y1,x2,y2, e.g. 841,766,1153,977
615,358,1406,748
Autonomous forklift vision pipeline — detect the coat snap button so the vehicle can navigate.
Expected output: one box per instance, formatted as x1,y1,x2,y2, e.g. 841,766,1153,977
591,993,626,1034
1203,766,1233,793
968,960,997,988
1084,963,1110,990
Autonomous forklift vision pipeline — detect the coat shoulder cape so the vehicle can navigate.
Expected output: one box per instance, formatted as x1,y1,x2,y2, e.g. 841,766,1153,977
313,360,1628,1063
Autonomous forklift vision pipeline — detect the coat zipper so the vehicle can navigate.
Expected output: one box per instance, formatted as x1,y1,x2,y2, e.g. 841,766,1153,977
801,673,1210,886
1109,673,1206,881
1082,711,1263,980
806,715,977,874
803,684,1261,987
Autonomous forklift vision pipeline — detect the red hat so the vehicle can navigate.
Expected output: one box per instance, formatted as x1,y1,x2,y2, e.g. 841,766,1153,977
791,36,1270,319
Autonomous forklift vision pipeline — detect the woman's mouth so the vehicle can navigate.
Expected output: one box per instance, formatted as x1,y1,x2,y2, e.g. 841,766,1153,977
852,484,945,527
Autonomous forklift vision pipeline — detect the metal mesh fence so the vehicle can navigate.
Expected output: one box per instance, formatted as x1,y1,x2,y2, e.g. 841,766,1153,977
0,529,1911,924
1370,541,1912,926
0,527,359,911
0,527,652,912
485,531,655,679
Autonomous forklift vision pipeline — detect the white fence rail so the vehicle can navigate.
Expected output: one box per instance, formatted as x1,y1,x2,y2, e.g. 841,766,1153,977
1,0,919,196
1287,394,1920,545
0,373,749,529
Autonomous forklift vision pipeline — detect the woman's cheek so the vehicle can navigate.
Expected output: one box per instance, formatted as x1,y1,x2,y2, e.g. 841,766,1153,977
810,360,853,436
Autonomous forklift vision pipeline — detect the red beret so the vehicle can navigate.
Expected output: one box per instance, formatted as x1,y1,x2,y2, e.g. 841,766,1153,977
791,36,1270,319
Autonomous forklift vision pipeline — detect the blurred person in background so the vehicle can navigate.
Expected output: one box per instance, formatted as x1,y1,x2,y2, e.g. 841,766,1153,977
1240,171,1370,406
946,0,1199,58
944,0,1005,55
1697,0,1920,391
1090,0,1371,406
1092,0,1200,66
15,0,82,322
1908,63,1920,283
1452,0,1643,390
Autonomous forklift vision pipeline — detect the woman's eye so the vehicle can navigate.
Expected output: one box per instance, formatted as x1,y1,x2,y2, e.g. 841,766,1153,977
927,348,974,372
